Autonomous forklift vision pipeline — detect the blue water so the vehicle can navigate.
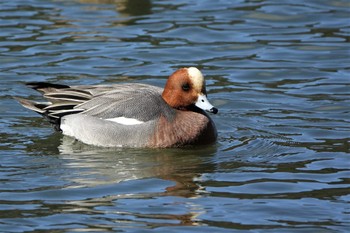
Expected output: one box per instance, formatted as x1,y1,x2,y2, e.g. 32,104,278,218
1,0,349,232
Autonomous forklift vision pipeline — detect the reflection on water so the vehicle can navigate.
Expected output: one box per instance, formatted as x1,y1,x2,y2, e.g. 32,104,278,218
57,136,217,197
4,134,218,228
79,0,152,16
1,0,349,232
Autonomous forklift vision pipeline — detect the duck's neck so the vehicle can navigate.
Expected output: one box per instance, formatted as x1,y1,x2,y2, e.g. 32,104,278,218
162,89,182,109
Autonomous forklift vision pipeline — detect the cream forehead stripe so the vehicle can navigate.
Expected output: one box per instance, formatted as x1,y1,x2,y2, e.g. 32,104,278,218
187,67,204,91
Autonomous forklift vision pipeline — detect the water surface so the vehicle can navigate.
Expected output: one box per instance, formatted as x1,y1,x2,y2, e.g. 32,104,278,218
0,0,349,232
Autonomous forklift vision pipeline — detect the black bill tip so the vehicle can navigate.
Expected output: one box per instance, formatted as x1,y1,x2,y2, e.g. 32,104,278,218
210,107,218,114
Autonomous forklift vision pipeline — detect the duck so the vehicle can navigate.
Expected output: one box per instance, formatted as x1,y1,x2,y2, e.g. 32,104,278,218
15,67,218,148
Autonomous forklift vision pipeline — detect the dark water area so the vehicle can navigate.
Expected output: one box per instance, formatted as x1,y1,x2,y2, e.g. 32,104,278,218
1,0,349,232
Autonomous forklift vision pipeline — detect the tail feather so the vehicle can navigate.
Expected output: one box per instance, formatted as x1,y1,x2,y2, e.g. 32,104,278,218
44,103,78,111
14,97,48,114
15,82,90,131
14,97,62,131
26,82,70,93
48,109,84,118
43,93,90,103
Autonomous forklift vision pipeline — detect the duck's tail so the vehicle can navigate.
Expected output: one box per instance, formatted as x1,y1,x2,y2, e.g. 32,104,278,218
15,82,89,131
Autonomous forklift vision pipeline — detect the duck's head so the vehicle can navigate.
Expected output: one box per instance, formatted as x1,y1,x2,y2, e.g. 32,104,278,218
162,67,218,114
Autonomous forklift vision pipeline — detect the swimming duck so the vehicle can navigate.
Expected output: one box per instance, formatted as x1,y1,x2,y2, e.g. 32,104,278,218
16,67,218,148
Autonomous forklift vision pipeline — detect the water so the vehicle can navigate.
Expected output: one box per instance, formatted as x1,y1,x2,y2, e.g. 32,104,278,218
1,0,349,232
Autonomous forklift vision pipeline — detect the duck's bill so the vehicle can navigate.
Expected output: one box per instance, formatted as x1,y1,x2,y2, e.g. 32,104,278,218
195,94,218,114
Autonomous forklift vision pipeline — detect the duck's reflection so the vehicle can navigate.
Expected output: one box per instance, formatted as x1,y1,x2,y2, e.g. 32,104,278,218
26,134,217,227
58,136,216,197
59,136,216,227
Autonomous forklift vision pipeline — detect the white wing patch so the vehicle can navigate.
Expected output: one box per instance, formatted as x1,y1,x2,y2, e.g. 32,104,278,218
105,117,144,125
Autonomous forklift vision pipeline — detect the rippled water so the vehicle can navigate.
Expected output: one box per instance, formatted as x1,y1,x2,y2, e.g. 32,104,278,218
1,0,349,232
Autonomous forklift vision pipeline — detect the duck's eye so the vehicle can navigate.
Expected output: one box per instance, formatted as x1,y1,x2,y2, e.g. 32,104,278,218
182,83,190,91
